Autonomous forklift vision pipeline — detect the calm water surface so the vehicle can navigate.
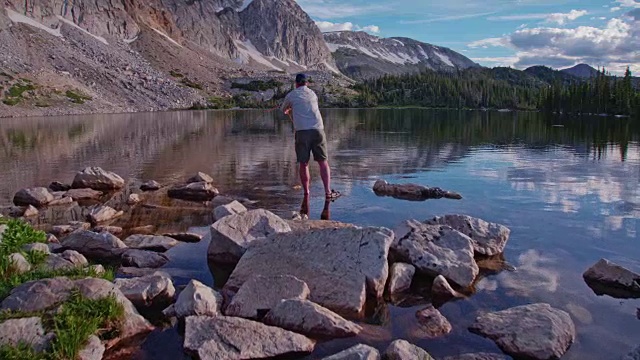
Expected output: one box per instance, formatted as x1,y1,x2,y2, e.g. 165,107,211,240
1,109,640,359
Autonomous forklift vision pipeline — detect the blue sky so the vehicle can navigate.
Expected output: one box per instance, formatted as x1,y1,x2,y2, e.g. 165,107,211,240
299,0,640,74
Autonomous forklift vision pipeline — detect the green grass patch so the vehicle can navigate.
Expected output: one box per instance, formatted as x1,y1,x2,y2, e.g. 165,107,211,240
2,97,20,106
7,83,35,98
169,70,184,78
207,96,236,109
0,343,46,360
181,78,203,90
0,218,46,256
65,90,92,104
231,79,283,92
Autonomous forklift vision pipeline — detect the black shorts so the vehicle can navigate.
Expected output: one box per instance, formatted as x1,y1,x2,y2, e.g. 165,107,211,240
295,129,328,163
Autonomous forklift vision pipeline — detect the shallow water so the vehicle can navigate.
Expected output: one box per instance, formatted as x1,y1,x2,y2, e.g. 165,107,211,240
2,109,640,359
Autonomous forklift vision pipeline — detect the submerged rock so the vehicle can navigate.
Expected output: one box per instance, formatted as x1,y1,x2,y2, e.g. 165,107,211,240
469,303,575,360
88,205,123,224
168,182,219,201
322,344,381,360
431,275,465,304
120,249,169,268
426,215,510,256
184,315,315,360
441,353,510,360
384,339,434,360
583,258,640,298
0,317,52,352
123,234,178,252
140,180,161,191
72,167,125,190
172,280,222,318
207,209,291,264
388,263,415,295
13,187,54,207
373,179,462,201
64,188,103,201
213,200,248,220
163,232,203,243
415,305,452,338
114,272,175,308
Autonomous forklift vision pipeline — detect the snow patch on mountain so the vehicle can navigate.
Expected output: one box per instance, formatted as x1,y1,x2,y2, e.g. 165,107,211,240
57,16,108,45
152,28,183,48
234,40,283,71
6,9,62,37
435,51,454,67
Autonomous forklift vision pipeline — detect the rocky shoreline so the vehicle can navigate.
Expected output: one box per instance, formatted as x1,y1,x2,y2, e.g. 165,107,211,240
1,167,639,359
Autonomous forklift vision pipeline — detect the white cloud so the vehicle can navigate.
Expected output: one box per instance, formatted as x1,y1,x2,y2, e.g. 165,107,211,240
468,37,510,48
400,11,496,24
296,0,391,19
361,25,380,33
470,56,519,67
315,21,380,34
611,6,622,11
615,0,640,8
488,9,588,25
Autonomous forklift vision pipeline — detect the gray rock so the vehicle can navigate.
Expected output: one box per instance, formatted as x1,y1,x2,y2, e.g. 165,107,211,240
72,167,125,190
168,182,219,201
225,226,393,318
42,254,76,271
0,317,52,352
384,339,434,360
392,220,478,288
88,205,123,224
49,196,75,206
64,188,103,201
208,209,291,264
163,232,203,243
225,274,310,319
61,250,89,267
49,181,71,192
23,205,39,217
13,187,54,207
123,234,178,252
187,172,214,184
322,344,381,360
129,225,156,235
184,315,315,359
442,353,510,360
431,275,465,303
78,335,105,360
120,249,169,268
127,193,142,205
0,224,7,243
94,225,123,235
48,243,63,253
52,222,91,236
264,299,362,338
23,242,50,254
90,264,106,275
61,230,126,261
426,215,510,256
469,303,575,360
46,234,59,243
415,305,452,338
114,272,175,307
117,267,158,277
8,253,31,274
140,180,161,191
583,258,640,297
172,280,222,318
388,263,415,295
213,200,247,220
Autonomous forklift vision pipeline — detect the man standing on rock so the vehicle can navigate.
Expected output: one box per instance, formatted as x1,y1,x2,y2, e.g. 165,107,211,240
281,73,339,217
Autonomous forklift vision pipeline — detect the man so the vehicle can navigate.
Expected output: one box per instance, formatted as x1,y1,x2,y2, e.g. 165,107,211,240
281,73,338,216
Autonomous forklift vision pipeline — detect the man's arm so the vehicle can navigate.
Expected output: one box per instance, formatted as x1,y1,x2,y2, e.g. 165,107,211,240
281,95,292,115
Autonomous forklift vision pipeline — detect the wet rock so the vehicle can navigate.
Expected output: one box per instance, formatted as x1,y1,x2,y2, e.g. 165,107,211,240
384,339,434,360
123,234,178,252
163,232,202,243
426,215,510,256
210,195,236,207
441,353,510,360
94,225,123,236
129,225,156,235
213,200,247,220
61,230,126,261
171,280,222,318
208,209,291,264
0,317,52,352
120,249,169,268
88,205,123,224
49,181,71,192
140,180,161,191
392,220,478,288
225,274,310,319
225,226,393,318
13,187,54,207
187,172,214,184
61,250,88,267
78,335,105,360
168,182,219,201
287,219,356,233
23,243,50,254
114,272,175,308
583,258,640,298
322,344,381,360
431,275,465,304
8,253,31,274
184,315,315,359
469,303,575,360
64,188,103,201
72,167,125,190
416,305,452,338
128,193,141,205
373,179,462,201
42,254,75,271
388,263,415,295
264,299,362,338
23,205,39,217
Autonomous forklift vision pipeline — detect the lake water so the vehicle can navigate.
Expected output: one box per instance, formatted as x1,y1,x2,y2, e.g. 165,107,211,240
1,109,640,359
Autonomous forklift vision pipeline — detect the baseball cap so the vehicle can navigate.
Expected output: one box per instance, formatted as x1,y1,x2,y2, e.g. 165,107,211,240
295,73,308,84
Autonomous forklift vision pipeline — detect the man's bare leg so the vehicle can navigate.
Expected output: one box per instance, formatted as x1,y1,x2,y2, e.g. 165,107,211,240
301,194,310,218
299,162,310,195
317,160,331,197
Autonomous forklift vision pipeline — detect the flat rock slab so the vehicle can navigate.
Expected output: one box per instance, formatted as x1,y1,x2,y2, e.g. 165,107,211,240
426,215,510,256
416,305,452,338
225,274,310,319
168,182,219,201
172,280,222,318
388,263,415,295
72,167,125,190
583,258,640,298
164,232,203,243
393,220,478,288
208,209,291,264
384,339,434,360
114,272,175,308
469,303,575,360
88,205,123,224
120,249,169,268
64,188,103,201
13,187,54,207
213,200,247,220
184,315,315,360
61,230,126,261
123,234,178,252
0,317,52,352
322,344,381,360
264,299,362,338
225,226,393,319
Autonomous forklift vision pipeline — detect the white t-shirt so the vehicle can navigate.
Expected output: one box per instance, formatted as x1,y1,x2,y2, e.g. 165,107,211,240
281,86,324,131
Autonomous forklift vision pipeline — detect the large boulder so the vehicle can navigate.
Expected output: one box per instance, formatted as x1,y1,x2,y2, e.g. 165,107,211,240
169,280,222,319
225,226,394,318
64,188,103,201
225,275,310,319
322,344,381,360
388,263,415,295
583,258,640,298
384,339,434,360
0,317,52,352
207,209,291,264
120,249,169,268
72,167,125,190
88,205,123,224
392,220,478,288
264,299,362,338
213,200,247,220
415,305,452,338
168,182,219,201
123,235,178,252
426,215,510,256
469,303,575,360
13,187,54,207
184,315,315,359
114,272,175,308
61,230,126,261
